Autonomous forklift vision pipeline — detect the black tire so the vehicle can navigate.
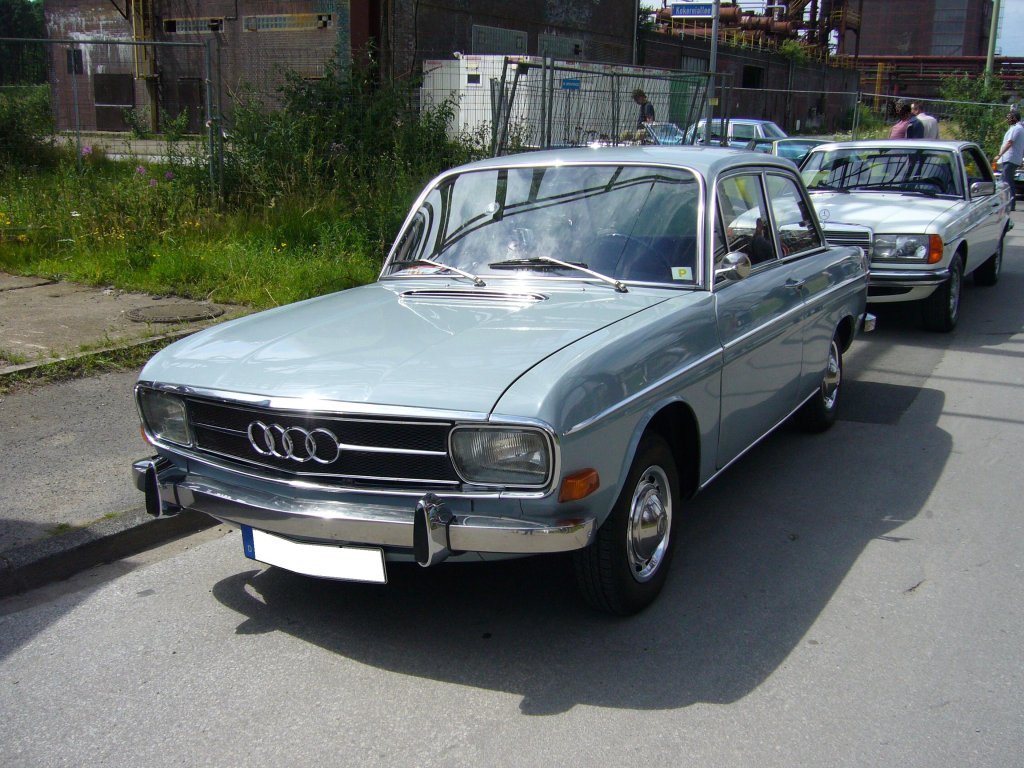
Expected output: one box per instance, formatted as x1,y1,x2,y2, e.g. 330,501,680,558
974,232,1004,287
922,253,963,332
796,332,843,433
573,433,679,615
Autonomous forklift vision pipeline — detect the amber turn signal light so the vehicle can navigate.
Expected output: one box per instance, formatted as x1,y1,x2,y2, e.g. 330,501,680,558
559,469,600,502
927,234,944,264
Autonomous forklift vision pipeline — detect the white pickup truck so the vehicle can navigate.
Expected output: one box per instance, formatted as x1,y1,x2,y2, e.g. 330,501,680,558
800,139,1013,331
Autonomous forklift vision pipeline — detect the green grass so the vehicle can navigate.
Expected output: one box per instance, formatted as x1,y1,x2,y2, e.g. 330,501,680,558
0,154,398,309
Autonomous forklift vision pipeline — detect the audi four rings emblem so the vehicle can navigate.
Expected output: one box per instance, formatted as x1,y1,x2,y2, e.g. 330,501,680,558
247,421,342,464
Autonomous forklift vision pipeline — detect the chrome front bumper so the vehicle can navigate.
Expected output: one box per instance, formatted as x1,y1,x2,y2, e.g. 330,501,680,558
869,267,950,289
132,457,595,567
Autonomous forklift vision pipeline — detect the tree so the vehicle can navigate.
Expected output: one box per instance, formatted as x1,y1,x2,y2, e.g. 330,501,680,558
940,74,1019,157
0,0,47,85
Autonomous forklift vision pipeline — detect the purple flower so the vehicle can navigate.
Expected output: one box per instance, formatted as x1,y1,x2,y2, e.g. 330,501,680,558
149,179,158,187
136,165,147,175
81,145,93,157
164,171,175,181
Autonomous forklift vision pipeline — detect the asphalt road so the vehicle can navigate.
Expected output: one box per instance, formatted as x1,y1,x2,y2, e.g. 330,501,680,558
2,231,1024,766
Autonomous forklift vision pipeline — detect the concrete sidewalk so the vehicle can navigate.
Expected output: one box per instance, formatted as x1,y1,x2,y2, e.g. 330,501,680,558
0,272,247,596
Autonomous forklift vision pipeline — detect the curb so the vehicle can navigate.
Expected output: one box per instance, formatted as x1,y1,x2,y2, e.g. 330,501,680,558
0,508,216,598
0,327,209,382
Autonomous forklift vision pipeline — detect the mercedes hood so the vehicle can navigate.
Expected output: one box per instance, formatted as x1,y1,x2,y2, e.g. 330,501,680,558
811,192,962,232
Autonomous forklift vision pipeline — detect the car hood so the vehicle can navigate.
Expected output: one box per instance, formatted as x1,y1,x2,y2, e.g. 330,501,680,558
139,280,675,413
810,192,958,231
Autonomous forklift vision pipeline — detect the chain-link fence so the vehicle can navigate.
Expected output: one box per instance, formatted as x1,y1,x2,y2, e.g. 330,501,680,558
4,33,1018,183
419,55,722,155
1,36,222,191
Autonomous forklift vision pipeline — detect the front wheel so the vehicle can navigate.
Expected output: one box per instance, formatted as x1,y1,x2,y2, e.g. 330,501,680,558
574,433,680,615
796,332,843,433
922,254,963,332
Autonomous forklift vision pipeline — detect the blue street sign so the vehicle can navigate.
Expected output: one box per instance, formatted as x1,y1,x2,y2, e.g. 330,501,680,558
671,2,714,18
561,78,581,91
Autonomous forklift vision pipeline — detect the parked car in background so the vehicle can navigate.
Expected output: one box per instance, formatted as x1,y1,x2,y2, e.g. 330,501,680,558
685,118,787,147
801,139,1013,331
746,137,829,166
132,146,871,615
642,121,686,145
994,164,1024,198
585,121,686,147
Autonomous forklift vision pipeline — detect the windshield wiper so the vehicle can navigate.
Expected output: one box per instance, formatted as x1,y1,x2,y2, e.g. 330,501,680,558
488,256,628,293
395,259,485,287
810,183,849,193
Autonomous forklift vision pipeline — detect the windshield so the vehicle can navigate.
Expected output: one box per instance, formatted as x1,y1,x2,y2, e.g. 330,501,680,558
385,164,702,286
761,121,786,139
801,147,962,197
646,122,685,145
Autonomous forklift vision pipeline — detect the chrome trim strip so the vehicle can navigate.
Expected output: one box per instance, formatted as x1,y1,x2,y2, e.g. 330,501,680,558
136,381,492,422
869,268,950,287
148,439,555,501
699,390,816,491
721,272,865,353
563,347,722,437
161,473,594,554
191,420,448,457
399,288,547,302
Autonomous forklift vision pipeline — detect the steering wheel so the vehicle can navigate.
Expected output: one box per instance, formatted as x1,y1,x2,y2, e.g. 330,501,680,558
907,176,946,193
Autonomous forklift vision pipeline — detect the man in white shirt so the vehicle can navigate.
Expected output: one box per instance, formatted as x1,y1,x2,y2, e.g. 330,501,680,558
995,109,1023,212
910,101,939,139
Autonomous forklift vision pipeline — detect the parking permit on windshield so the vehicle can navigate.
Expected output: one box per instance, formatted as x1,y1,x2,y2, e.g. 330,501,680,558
671,266,693,281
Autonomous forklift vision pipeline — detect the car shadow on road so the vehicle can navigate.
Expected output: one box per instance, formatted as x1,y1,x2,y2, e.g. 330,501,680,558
210,383,951,716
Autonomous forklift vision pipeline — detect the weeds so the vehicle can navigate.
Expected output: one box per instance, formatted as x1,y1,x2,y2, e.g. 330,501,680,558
1,59,480,309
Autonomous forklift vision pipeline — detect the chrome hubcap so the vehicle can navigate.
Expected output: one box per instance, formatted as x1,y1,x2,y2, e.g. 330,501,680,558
626,465,672,582
822,339,841,410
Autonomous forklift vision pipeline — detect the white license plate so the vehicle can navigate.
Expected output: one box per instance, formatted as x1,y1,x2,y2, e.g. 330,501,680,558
241,525,387,584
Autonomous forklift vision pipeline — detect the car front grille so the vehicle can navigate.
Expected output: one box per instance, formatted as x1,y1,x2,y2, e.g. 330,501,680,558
185,398,460,489
824,229,872,250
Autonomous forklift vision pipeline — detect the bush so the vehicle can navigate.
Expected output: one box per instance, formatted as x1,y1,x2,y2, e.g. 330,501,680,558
0,85,57,167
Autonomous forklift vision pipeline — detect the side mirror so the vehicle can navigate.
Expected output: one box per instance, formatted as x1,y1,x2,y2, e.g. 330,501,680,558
970,180,995,197
715,251,753,281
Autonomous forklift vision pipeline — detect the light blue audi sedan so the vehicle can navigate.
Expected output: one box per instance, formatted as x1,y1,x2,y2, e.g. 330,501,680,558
132,146,871,614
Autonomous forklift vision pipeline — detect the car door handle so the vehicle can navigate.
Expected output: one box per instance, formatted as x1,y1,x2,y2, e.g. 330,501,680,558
785,278,806,290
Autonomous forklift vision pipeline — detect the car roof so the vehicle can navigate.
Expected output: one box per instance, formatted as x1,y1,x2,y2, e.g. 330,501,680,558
808,138,976,151
696,117,779,125
448,145,800,178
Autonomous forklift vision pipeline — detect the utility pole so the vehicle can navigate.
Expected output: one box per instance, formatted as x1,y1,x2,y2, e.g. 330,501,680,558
704,0,721,144
985,0,1002,84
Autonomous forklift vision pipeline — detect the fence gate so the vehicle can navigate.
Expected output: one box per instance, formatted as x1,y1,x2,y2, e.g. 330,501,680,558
491,57,725,155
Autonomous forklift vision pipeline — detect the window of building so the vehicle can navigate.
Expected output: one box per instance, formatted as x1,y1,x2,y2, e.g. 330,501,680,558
163,18,225,34
243,14,333,32
742,65,764,89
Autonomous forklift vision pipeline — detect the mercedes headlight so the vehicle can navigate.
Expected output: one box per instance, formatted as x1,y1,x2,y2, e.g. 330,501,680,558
872,234,943,263
138,388,192,447
450,427,552,487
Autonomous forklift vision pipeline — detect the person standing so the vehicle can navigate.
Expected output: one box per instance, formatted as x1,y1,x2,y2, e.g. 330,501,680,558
995,108,1023,212
632,88,655,127
910,101,939,139
889,100,915,139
